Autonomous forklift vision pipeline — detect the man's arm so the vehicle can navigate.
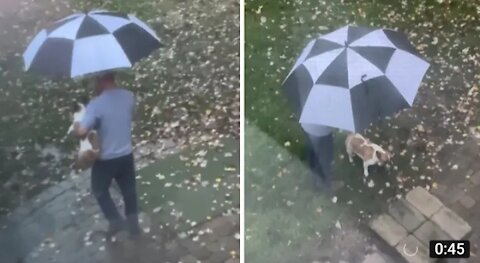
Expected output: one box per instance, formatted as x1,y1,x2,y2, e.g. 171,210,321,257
74,103,97,139
73,122,89,139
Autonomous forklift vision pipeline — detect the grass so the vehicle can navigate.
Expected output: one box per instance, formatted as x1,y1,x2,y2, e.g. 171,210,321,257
245,0,479,261
245,124,345,262
137,136,240,232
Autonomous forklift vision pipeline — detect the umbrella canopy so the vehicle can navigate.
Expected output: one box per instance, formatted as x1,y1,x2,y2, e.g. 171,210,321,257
283,25,430,132
23,10,163,78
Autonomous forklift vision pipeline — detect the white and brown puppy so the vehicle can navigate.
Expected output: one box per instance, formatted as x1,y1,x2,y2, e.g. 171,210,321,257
345,133,391,177
67,99,100,170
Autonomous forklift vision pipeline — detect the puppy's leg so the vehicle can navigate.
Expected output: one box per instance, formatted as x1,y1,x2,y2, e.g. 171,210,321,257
73,154,83,170
346,141,354,163
75,150,98,170
363,161,370,177
88,132,101,153
83,150,96,168
363,159,377,177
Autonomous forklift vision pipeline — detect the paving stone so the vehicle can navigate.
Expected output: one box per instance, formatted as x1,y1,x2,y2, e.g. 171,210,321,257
448,188,470,206
388,199,426,232
202,215,237,238
395,235,433,263
52,211,75,230
466,169,475,177
45,184,68,198
165,240,189,261
361,253,389,263
206,250,231,263
14,206,32,218
217,236,239,252
406,187,443,218
138,212,152,230
471,171,480,185
83,202,101,216
179,255,199,263
431,206,472,240
198,232,221,243
459,195,476,209
369,214,408,246
44,200,69,216
413,221,450,246
206,240,223,253
225,259,240,263
431,184,447,197
461,140,479,158
227,214,240,226
180,238,212,260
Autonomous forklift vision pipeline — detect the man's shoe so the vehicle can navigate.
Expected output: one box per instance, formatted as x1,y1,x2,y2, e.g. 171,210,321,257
331,180,345,192
322,180,345,195
311,174,324,191
126,214,143,239
106,219,126,239
318,181,345,196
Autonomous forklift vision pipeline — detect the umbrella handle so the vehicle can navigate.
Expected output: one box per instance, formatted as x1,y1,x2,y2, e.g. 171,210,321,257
360,74,383,120
361,74,367,82
361,74,368,95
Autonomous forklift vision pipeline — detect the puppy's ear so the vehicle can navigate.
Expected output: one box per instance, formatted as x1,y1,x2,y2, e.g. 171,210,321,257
72,101,81,112
79,96,89,105
384,152,392,161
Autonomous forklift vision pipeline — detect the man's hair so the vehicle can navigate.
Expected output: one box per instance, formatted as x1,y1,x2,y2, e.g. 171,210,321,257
97,72,116,83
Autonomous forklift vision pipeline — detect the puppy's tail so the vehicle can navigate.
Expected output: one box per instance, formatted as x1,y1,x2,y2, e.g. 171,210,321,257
66,125,74,135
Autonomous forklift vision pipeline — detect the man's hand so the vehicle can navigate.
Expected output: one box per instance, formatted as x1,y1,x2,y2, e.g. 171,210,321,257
73,122,89,139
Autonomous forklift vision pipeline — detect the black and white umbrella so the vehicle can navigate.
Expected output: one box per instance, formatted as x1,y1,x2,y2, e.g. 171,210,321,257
23,10,163,78
283,25,430,132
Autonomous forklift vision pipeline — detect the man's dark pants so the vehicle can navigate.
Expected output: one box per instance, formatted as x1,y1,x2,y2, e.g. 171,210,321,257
91,153,140,234
305,132,334,189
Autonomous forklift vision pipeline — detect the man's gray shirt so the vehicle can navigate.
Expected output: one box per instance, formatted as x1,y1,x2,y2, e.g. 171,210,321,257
80,88,135,160
301,123,334,137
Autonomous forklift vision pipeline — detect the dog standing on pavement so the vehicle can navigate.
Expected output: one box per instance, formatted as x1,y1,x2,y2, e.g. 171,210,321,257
345,133,391,176
66,98,100,169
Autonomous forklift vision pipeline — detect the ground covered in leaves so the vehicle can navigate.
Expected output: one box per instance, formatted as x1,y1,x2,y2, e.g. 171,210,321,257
245,0,480,262
0,0,240,214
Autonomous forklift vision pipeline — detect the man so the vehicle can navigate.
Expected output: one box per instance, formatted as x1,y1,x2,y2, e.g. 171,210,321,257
73,72,141,238
301,123,343,193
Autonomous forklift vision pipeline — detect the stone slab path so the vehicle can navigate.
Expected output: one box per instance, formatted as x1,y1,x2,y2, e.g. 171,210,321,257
369,187,472,263
428,135,480,262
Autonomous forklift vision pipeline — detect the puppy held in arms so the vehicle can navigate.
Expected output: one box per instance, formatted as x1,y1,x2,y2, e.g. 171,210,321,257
66,98,100,170
345,133,391,177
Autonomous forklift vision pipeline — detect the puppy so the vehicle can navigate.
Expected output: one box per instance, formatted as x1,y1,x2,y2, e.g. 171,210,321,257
67,98,100,170
345,133,391,176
